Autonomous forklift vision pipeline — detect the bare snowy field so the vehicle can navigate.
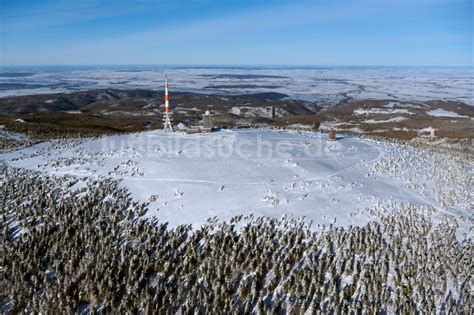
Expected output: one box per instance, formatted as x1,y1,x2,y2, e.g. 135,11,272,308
2,129,471,237
1,65,472,105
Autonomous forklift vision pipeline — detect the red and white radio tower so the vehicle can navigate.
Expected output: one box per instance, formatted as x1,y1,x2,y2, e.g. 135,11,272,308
163,73,173,132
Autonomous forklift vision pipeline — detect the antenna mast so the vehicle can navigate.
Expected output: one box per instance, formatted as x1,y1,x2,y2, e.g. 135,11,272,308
163,73,173,132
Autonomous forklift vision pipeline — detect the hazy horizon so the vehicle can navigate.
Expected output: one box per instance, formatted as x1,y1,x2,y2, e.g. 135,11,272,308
1,63,472,105
2,64,472,69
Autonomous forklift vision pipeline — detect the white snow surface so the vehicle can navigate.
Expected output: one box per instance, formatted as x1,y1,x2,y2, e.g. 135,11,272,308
426,108,469,118
361,117,407,124
354,108,413,115
1,129,470,232
230,106,273,118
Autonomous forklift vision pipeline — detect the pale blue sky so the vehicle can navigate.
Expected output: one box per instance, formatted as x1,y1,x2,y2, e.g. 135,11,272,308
1,0,472,66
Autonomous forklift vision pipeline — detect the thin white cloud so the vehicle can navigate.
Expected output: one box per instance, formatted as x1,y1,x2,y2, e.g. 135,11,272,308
2,0,169,30
45,2,376,54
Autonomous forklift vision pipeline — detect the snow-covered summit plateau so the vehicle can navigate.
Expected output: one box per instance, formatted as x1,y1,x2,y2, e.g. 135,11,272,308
2,129,471,237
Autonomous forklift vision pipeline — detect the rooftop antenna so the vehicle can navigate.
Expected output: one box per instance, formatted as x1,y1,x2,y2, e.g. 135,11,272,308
163,73,173,132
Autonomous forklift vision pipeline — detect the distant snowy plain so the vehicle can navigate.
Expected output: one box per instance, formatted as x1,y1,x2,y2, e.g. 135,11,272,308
1,65,472,105
2,129,470,237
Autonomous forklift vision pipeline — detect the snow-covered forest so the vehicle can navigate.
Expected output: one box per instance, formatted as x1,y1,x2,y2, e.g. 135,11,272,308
1,165,472,313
